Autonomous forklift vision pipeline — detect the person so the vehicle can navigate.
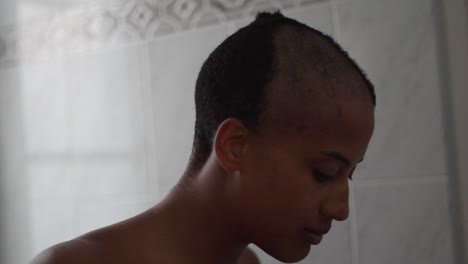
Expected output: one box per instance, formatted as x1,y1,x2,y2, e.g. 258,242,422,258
32,10,375,264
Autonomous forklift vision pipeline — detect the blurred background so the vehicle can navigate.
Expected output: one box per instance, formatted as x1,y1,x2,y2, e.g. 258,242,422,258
0,0,467,263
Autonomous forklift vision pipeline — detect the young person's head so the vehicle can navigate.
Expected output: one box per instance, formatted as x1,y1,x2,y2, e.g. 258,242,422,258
189,11,375,263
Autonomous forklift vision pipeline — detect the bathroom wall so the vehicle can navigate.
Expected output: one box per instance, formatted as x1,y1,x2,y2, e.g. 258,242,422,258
0,0,458,263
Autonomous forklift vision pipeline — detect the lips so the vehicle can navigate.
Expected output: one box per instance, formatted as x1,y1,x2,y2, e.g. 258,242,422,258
303,227,330,245
304,229,323,245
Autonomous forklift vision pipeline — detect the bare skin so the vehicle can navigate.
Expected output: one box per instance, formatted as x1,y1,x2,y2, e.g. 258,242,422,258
32,96,373,264
31,26,374,264
31,182,262,264
31,207,260,264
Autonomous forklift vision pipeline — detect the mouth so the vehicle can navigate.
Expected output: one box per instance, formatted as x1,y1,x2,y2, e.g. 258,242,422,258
303,228,329,245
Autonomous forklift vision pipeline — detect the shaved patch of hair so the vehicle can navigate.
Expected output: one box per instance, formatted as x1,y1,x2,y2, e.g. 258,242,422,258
190,11,376,171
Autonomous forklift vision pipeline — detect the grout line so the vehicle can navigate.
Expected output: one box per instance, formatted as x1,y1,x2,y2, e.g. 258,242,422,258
330,0,343,41
138,43,159,203
433,0,468,261
330,1,360,263
137,44,153,205
62,53,80,237
348,180,360,264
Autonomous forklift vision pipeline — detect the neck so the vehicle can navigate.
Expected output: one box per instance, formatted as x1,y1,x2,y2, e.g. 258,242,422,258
149,157,248,264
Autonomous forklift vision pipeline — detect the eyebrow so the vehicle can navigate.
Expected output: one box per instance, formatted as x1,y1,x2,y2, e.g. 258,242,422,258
321,151,364,166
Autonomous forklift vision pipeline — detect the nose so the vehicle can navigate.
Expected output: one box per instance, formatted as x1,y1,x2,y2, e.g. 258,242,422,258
320,178,349,221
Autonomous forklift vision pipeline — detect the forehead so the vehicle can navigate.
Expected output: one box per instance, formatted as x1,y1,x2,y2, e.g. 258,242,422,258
261,64,373,130
259,93,374,164
270,26,372,109
257,39,375,157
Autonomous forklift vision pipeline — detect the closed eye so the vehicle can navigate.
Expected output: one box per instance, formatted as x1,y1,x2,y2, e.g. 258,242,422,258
313,169,355,183
313,169,334,184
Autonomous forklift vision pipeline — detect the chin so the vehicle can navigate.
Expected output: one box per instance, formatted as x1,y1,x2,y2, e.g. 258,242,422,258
261,241,311,263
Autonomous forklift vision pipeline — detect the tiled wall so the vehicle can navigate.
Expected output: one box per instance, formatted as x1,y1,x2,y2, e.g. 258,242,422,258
0,0,457,263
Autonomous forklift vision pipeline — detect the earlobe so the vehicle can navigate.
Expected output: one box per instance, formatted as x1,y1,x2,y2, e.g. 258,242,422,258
213,118,247,172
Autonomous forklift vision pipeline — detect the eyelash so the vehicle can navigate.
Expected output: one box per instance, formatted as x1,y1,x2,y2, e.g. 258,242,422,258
313,169,354,183
313,169,333,184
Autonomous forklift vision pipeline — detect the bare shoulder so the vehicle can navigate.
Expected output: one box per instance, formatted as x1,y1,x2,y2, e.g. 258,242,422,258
30,215,148,264
31,238,103,264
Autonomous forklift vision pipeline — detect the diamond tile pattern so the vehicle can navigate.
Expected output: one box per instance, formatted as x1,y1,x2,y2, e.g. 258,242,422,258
0,0,316,66
172,0,199,21
85,12,117,39
128,1,155,29
216,0,247,9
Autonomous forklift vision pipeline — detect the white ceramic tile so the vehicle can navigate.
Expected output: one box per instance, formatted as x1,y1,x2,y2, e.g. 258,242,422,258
0,1,17,27
250,219,351,264
244,0,284,16
0,0,116,27
68,159,145,198
336,0,447,180
284,2,334,36
65,46,144,153
138,44,162,203
0,66,26,159
30,200,75,256
0,190,32,264
27,161,73,201
19,59,70,155
354,181,455,264
0,1,41,28
147,24,228,198
298,0,330,6
227,2,334,37
0,67,33,264
330,0,355,3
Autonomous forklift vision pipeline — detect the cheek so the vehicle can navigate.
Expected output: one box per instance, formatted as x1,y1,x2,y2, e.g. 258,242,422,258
247,159,315,214
244,153,296,195
241,142,321,215
303,184,327,213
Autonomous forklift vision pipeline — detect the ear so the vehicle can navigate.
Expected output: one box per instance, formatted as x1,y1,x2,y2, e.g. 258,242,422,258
213,118,248,172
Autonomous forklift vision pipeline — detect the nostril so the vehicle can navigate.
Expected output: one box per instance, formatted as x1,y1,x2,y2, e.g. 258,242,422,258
336,205,349,221
320,198,349,221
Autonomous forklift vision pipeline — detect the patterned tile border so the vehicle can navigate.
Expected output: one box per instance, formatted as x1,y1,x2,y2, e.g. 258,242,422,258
0,0,324,67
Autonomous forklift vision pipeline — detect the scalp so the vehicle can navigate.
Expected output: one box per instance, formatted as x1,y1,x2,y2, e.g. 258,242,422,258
257,25,374,137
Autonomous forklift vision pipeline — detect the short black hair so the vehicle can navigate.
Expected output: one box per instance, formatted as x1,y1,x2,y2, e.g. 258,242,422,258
190,11,375,170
